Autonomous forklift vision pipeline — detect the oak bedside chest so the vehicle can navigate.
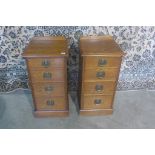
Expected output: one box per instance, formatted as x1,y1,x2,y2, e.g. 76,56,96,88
79,35,124,116
22,36,69,117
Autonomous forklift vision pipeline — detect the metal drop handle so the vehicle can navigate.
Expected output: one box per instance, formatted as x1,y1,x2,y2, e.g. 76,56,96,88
43,72,52,79
94,99,102,105
95,85,103,92
98,58,107,67
44,86,53,92
47,100,54,106
42,59,50,67
96,71,105,79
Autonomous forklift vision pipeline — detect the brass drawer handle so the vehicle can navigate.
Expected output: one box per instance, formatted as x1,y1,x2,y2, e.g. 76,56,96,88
98,58,107,67
42,59,50,67
94,99,102,105
47,100,54,106
95,85,104,92
96,71,105,79
43,72,52,79
44,86,53,92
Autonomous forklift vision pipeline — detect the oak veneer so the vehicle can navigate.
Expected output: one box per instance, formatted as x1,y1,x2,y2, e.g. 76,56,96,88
22,36,69,117
79,35,124,116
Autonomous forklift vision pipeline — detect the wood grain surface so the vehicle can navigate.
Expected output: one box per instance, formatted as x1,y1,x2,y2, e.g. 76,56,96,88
79,35,124,116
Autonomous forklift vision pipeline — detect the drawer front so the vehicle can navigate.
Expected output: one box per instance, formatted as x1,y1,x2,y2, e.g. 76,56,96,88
30,69,65,82
82,95,113,109
35,97,66,110
83,81,116,94
83,68,118,81
84,56,121,68
28,58,65,69
32,82,65,96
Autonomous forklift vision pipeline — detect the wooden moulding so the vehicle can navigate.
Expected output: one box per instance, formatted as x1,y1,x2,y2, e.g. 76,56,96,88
34,110,69,117
79,109,113,116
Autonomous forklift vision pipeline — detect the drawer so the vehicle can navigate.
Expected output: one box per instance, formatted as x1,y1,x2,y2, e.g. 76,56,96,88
30,68,65,82
83,81,116,94
84,56,121,68
27,58,65,70
83,68,118,81
32,82,65,97
82,95,113,109
35,97,66,110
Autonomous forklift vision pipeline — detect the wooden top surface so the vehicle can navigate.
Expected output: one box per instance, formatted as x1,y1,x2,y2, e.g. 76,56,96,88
80,35,124,56
22,36,68,58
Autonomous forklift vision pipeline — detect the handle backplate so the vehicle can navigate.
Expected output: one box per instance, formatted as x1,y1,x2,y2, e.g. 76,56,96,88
98,58,107,67
95,84,104,92
96,71,105,79
47,100,54,106
43,72,52,79
42,59,50,67
94,99,102,105
44,85,53,92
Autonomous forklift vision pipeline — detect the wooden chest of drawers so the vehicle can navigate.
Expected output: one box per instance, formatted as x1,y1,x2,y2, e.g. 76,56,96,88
79,36,124,116
22,36,69,117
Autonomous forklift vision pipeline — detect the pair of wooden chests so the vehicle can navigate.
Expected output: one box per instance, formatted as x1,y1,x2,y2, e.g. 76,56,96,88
22,36,124,117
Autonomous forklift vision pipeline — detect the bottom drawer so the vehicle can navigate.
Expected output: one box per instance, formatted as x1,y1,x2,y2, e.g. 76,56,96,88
35,97,66,110
81,95,114,110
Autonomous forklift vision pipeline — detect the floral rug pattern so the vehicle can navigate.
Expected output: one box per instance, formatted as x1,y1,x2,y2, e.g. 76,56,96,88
0,26,155,92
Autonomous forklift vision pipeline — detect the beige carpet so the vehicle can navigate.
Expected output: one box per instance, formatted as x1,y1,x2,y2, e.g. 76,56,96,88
0,90,155,128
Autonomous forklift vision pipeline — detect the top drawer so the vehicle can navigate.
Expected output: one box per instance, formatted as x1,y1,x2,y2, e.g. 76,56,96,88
27,58,65,69
84,56,121,68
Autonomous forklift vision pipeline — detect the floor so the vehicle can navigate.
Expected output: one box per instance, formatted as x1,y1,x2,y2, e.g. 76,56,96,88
0,90,155,129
